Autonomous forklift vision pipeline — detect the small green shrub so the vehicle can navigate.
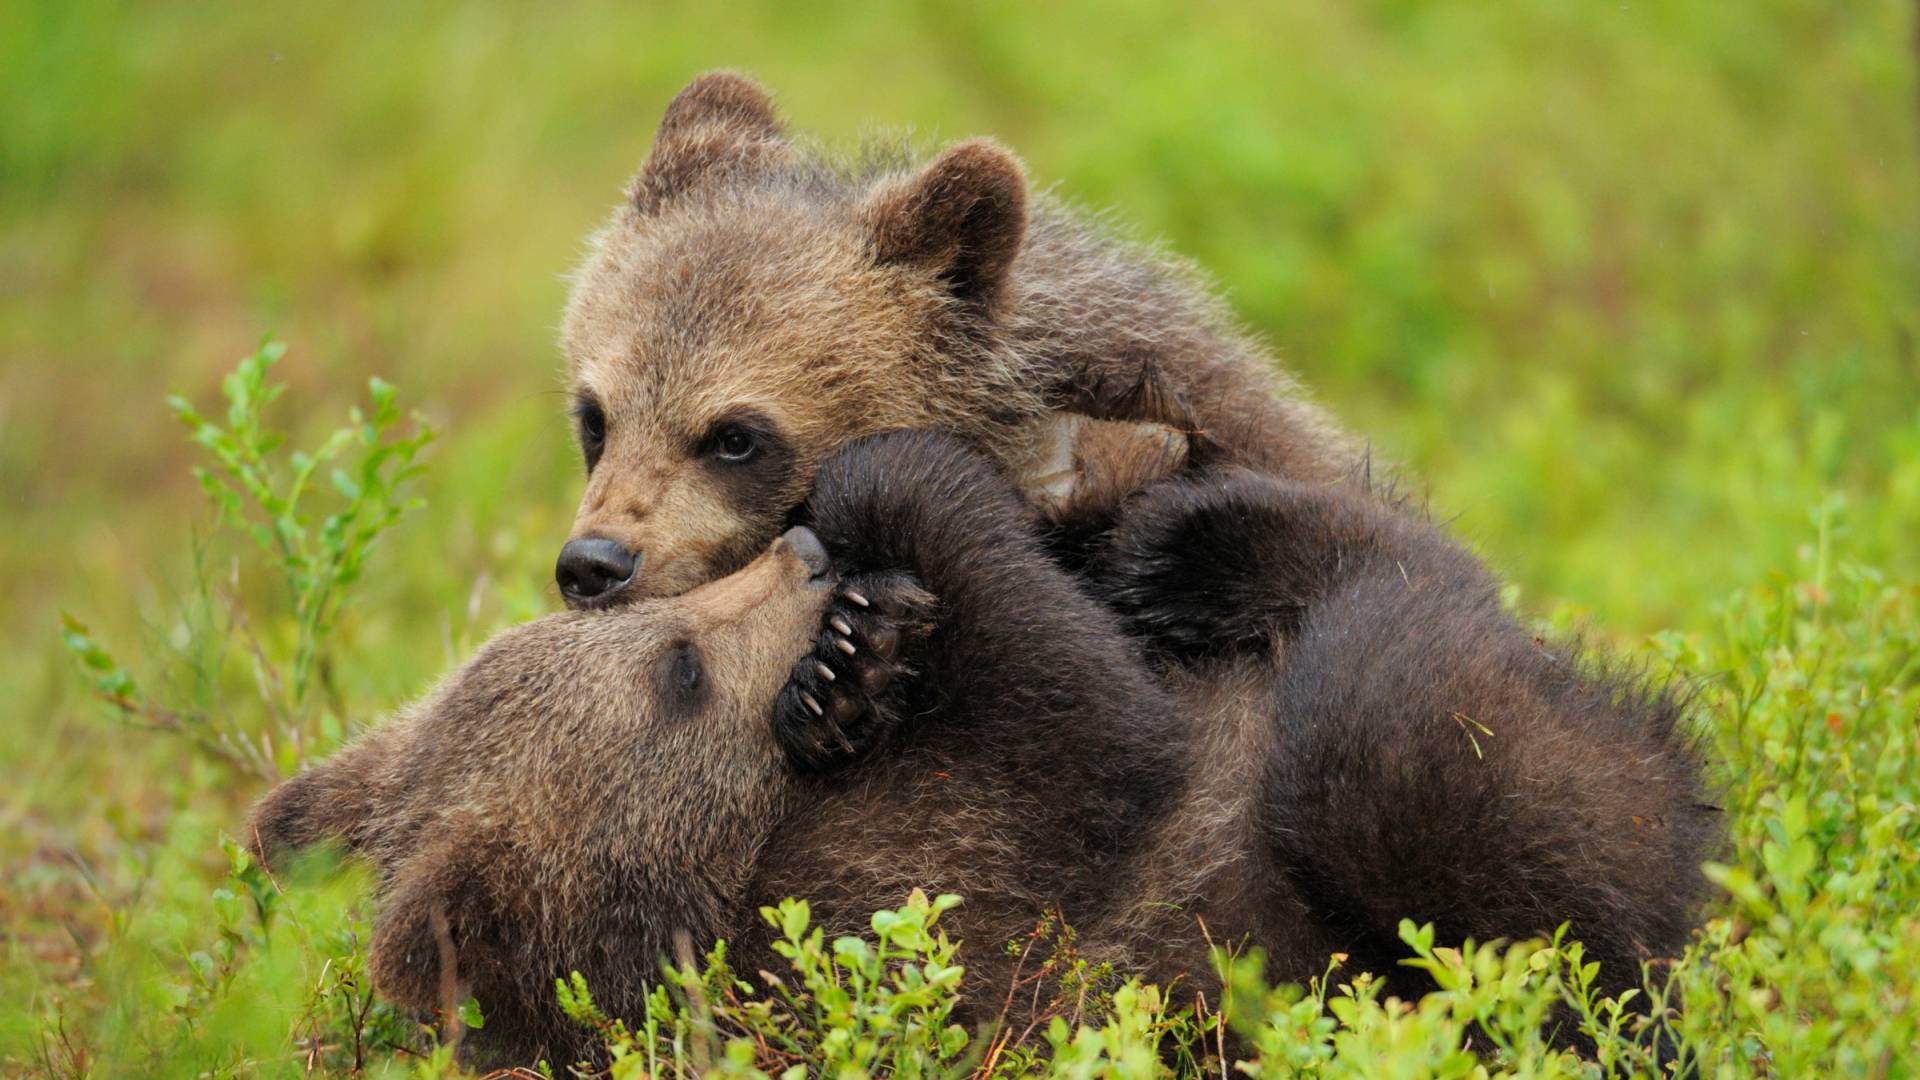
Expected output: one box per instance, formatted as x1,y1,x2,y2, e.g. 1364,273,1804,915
555,906,1640,1079
42,345,441,1075
61,337,435,780
555,893,969,1080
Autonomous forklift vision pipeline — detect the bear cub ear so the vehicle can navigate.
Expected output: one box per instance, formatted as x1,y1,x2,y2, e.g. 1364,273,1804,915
244,739,387,870
865,139,1028,315
629,70,788,214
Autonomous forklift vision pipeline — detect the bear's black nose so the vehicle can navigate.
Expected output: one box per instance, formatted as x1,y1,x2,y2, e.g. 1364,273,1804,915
555,537,639,607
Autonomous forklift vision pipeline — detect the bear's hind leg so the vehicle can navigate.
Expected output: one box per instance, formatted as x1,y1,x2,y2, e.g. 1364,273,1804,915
1091,467,1715,997
1258,550,1715,1001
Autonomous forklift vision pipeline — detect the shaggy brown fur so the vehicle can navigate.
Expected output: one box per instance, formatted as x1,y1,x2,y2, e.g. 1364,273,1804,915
555,70,1354,604
252,432,1194,1065
1084,465,1717,1005
252,432,1711,1068
249,528,839,1059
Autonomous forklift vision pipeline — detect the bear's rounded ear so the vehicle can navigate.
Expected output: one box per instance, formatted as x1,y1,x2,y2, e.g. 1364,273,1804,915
628,70,788,215
246,749,375,869
865,139,1028,316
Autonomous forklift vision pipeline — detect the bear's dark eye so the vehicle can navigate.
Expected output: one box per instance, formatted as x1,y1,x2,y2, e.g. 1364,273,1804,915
655,641,707,713
709,424,758,464
697,409,790,491
575,398,607,470
669,643,701,691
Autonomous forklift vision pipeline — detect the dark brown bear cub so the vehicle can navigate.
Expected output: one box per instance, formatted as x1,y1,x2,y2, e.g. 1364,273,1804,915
250,432,1195,1066
252,433,1711,1068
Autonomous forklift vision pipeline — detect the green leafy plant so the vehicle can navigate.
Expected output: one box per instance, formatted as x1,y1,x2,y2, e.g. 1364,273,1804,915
38,342,442,1075
61,337,435,779
557,892,973,1080
759,892,972,1077
167,337,437,721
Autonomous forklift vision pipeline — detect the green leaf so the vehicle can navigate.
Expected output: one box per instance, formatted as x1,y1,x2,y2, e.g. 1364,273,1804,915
330,468,362,500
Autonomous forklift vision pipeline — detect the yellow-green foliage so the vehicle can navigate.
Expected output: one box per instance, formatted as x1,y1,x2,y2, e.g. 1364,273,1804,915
3,1,1917,1075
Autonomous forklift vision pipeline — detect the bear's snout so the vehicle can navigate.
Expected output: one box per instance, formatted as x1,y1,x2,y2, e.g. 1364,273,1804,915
555,536,640,607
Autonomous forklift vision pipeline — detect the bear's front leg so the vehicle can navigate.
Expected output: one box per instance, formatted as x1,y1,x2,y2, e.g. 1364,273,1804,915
773,571,936,771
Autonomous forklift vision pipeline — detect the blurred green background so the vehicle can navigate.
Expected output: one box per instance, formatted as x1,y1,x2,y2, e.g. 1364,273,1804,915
2,0,1916,1069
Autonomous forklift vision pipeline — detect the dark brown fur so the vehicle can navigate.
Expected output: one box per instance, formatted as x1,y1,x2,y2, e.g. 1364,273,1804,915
251,432,1711,1068
252,433,1198,1064
1086,465,1717,1004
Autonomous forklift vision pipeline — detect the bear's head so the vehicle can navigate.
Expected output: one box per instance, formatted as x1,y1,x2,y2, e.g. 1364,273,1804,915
248,525,835,1060
556,71,1044,606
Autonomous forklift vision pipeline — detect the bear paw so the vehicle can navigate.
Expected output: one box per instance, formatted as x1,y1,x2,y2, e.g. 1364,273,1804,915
1094,543,1232,658
773,572,936,771
1091,472,1313,659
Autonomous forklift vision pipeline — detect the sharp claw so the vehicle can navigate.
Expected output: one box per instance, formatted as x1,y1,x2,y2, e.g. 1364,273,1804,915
834,636,857,656
801,691,824,717
830,616,854,637
843,588,870,608
815,661,836,682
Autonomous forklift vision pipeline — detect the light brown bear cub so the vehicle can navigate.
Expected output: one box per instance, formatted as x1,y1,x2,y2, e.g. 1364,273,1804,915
553,70,1353,607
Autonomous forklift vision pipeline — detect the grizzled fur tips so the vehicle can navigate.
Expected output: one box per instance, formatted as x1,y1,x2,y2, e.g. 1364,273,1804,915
557,69,1355,606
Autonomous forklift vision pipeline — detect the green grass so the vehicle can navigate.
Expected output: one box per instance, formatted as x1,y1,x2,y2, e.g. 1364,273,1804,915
3,0,1917,1075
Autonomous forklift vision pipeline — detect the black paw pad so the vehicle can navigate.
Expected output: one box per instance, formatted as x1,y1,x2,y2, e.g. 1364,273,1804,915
774,572,936,771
